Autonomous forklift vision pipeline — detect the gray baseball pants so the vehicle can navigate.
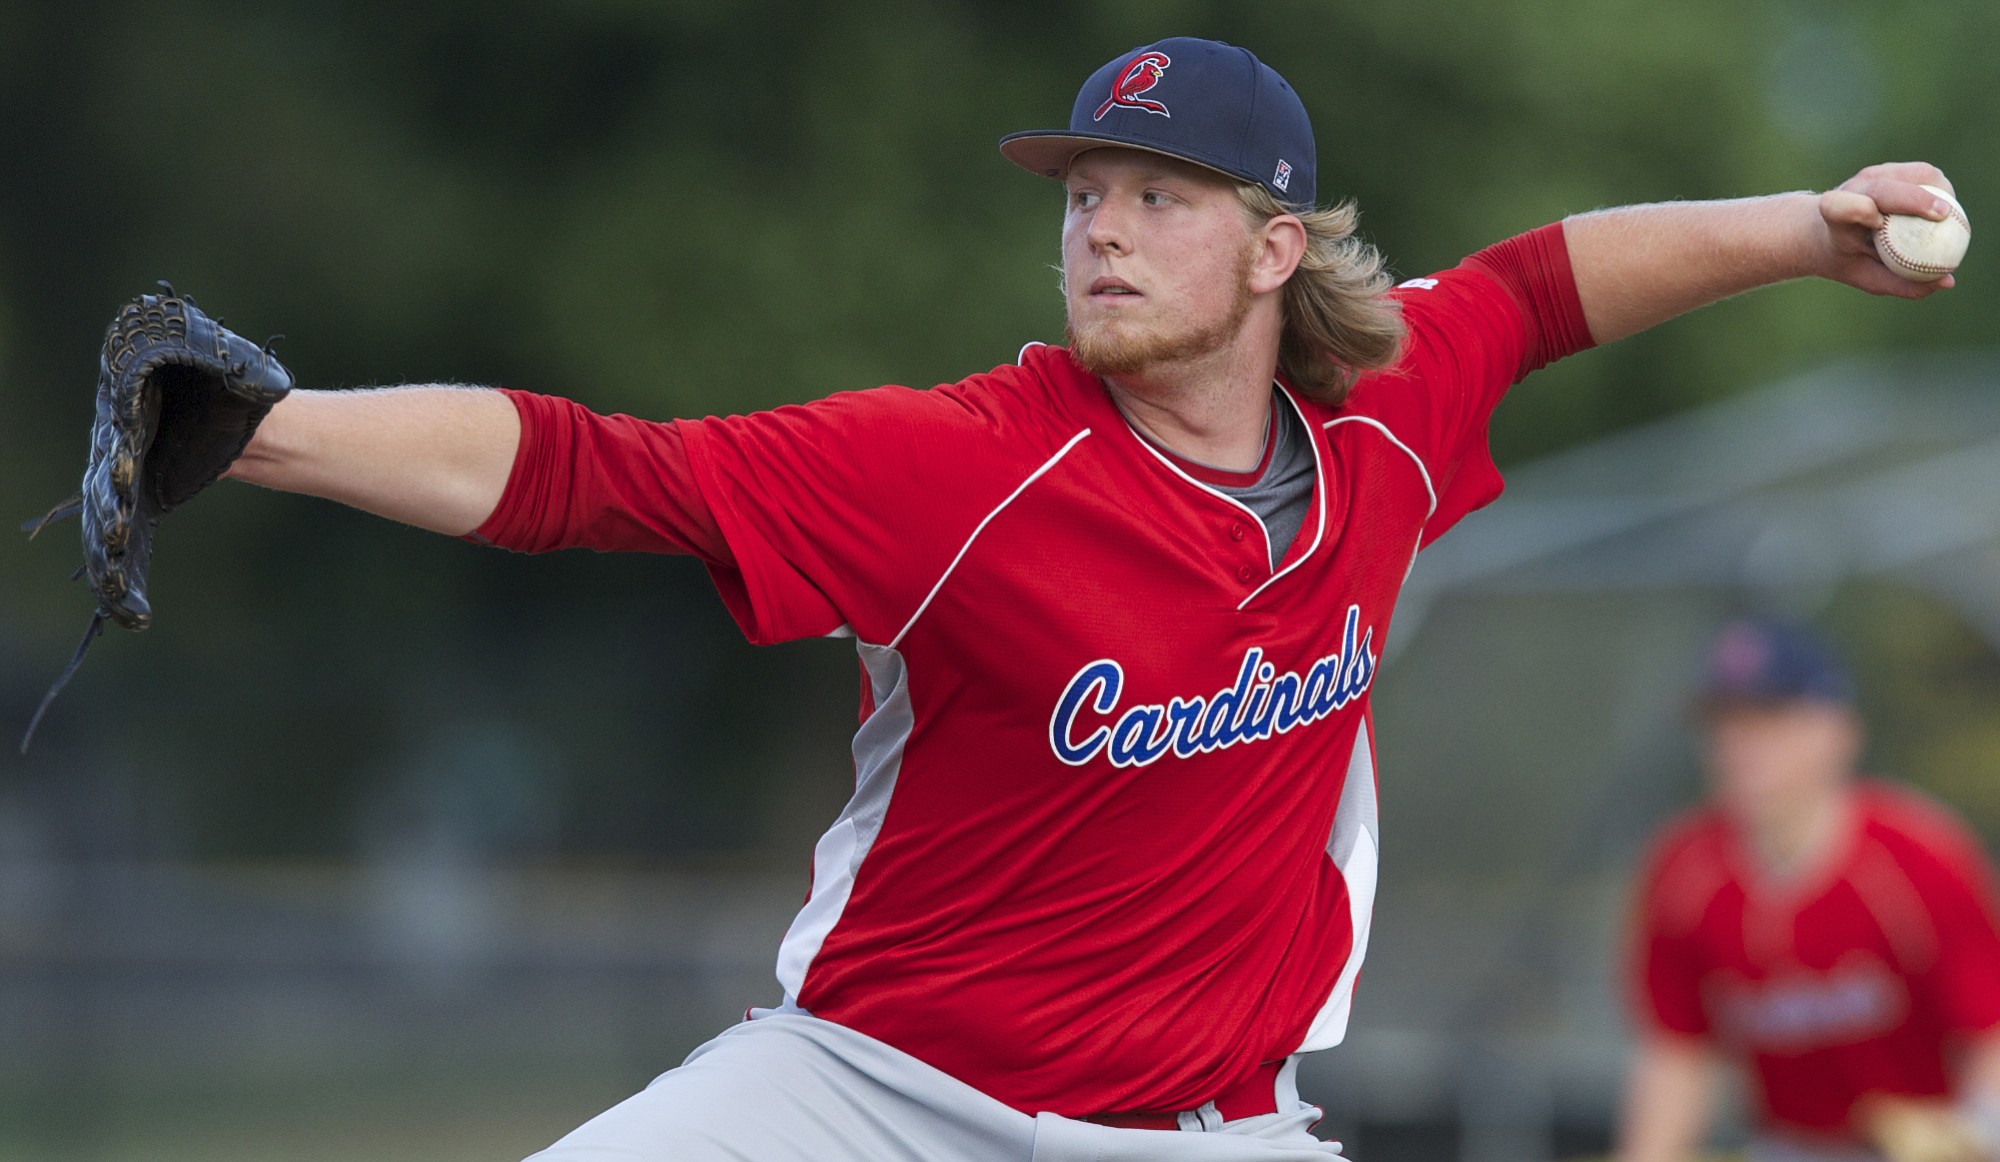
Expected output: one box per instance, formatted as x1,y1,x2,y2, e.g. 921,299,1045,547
526,1011,1343,1162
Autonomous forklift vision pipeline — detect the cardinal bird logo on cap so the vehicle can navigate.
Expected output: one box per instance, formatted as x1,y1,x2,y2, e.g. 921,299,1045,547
1094,52,1173,121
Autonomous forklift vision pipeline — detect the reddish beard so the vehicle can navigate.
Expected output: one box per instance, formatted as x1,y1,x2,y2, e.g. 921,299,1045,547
1065,252,1257,379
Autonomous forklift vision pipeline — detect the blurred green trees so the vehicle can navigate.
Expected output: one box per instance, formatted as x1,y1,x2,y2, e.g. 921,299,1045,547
5,0,1997,858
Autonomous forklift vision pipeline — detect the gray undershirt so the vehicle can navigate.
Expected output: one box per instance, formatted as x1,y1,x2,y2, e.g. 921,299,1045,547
1148,393,1315,569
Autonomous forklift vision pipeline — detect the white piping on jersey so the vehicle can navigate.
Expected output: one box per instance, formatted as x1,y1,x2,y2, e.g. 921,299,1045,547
1236,385,1329,611
1322,415,1437,583
1296,718,1381,1051
1120,383,1331,611
1321,415,1436,521
886,428,1093,651
1127,420,1279,567
1017,340,1047,364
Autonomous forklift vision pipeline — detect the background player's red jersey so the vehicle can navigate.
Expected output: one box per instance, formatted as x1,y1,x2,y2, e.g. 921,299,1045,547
1632,782,2000,1142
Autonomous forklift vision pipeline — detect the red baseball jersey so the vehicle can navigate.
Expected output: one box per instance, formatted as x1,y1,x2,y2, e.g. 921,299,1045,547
478,244,1583,1116
1632,782,2000,1141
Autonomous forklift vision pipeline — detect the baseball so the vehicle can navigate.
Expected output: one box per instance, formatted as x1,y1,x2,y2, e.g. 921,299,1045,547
1876,184,1970,282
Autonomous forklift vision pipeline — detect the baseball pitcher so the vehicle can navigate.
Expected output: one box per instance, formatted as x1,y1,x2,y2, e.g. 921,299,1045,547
40,36,1965,1162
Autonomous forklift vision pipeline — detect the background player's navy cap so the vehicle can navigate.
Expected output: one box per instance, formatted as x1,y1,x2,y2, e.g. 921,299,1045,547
999,37,1316,206
1698,616,1856,708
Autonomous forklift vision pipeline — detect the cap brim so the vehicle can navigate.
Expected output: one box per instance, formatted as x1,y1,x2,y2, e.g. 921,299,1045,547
1688,690,1850,722
998,130,1250,187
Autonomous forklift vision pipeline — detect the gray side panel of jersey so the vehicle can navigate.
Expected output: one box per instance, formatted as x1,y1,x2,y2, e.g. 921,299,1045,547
772,641,913,999
1295,718,1382,1051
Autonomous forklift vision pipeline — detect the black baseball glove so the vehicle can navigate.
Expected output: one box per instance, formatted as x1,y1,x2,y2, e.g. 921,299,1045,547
21,284,292,751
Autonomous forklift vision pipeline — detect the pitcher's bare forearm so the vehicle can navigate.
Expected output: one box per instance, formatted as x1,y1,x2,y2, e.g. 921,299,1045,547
1566,194,1824,344
1565,163,1956,345
227,385,521,536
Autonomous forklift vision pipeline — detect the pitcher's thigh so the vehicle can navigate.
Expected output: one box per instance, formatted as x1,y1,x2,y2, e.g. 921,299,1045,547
526,1022,1034,1162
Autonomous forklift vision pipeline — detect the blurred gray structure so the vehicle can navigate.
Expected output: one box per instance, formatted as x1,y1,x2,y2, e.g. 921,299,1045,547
4,353,2000,1161
1313,351,2000,1160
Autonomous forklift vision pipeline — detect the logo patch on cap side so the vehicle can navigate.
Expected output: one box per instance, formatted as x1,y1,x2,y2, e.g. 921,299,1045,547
1712,622,1772,688
1273,159,1292,192
1094,52,1173,121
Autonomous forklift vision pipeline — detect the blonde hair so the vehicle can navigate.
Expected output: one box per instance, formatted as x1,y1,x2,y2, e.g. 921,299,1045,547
1237,185,1404,405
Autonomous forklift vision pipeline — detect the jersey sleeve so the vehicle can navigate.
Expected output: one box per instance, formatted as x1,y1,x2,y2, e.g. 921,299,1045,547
675,369,1077,647
473,373,1072,648
1459,222,1596,380
1346,222,1591,546
472,389,732,564
1629,835,1716,1038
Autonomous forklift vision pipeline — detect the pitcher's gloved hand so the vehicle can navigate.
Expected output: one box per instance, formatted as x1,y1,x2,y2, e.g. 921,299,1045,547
1859,1095,1996,1162
21,283,292,752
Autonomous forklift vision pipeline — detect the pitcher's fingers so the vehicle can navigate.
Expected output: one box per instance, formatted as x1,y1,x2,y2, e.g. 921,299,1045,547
1847,176,1957,220
1822,188,1886,230
1847,161,1951,196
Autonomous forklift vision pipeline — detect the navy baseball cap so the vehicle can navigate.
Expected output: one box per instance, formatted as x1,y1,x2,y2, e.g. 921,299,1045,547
999,38,1317,206
1698,617,1855,708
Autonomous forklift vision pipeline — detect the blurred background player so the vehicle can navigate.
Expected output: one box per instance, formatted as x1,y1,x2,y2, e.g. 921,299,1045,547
1620,616,2000,1162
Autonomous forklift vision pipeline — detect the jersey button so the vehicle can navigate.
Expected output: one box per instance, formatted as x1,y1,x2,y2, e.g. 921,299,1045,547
1229,523,1247,542
1236,564,1256,583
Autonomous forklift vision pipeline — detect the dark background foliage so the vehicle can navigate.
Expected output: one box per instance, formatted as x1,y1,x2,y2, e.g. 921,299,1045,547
4,0,1996,860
